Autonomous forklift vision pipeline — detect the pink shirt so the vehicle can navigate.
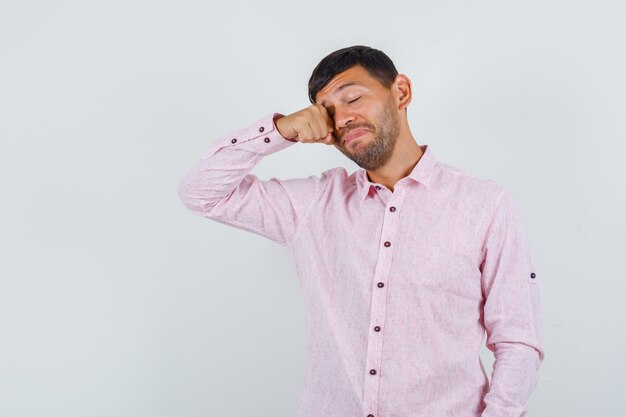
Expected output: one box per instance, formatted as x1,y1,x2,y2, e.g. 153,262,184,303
177,112,545,417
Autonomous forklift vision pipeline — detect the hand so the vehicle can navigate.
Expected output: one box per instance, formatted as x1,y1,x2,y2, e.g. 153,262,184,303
275,104,336,145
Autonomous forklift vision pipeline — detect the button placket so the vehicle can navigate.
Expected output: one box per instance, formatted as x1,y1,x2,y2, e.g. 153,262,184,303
363,188,406,416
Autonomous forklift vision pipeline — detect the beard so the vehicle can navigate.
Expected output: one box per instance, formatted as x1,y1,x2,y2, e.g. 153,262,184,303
337,96,401,171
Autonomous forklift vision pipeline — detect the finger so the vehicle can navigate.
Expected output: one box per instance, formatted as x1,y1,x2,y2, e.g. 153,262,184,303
323,112,335,143
327,127,336,144
303,119,315,142
315,105,332,138
314,115,327,141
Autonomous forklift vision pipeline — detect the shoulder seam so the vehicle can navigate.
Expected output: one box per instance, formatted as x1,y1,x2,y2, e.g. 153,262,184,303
436,161,491,183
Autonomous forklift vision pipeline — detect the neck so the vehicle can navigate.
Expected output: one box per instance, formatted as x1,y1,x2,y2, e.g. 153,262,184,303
366,131,423,193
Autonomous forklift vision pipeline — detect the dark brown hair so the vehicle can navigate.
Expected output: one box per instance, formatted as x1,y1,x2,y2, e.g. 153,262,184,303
308,45,399,105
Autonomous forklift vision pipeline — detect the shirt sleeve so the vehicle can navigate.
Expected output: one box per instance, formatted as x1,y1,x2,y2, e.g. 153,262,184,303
479,187,545,417
176,112,327,248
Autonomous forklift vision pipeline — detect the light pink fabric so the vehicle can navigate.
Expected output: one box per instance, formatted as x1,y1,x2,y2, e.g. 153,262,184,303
177,112,545,417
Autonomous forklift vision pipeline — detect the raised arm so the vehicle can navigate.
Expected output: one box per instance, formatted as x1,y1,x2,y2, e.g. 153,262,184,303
177,105,336,247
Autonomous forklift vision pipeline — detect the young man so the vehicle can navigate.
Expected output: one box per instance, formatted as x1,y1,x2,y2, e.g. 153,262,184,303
177,45,545,417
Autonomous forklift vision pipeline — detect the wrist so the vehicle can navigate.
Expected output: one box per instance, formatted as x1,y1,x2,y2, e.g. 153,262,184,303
273,114,297,142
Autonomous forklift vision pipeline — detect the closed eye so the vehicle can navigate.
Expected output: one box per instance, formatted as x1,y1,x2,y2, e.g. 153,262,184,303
328,97,361,117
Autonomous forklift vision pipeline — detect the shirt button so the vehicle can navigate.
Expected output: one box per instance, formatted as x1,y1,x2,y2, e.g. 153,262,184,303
377,282,384,288
389,206,396,212
259,126,265,132
370,369,377,375
530,272,536,279
384,241,391,247
374,326,381,332
264,137,270,143
375,185,381,190
231,138,237,143
367,415,375,417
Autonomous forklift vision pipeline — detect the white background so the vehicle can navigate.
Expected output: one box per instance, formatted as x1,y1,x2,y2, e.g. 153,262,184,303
1,1,625,416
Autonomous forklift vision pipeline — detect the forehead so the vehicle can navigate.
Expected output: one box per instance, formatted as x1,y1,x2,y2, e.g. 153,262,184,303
316,66,376,105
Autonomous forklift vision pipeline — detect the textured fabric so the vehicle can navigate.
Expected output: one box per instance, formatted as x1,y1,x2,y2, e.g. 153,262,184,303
177,112,545,417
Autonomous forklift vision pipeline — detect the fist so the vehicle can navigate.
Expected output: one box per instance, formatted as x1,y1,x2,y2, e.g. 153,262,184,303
275,104,336,145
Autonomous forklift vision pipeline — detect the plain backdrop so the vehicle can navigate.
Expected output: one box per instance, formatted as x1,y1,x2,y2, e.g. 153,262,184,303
1,1,625,416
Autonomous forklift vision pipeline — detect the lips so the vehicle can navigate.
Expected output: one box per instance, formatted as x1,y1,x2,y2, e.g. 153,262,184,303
343,128,369,145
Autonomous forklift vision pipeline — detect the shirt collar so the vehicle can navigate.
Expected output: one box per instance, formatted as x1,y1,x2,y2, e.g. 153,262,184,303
358,144,436,200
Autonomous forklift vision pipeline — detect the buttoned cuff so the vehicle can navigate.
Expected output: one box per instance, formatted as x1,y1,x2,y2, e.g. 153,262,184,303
202,112,298,159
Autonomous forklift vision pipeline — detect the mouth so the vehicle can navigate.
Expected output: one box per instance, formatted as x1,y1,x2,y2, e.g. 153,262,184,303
343,128,369,145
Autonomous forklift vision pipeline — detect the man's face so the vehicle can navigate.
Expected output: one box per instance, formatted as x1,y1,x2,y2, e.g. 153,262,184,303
315,65,401,171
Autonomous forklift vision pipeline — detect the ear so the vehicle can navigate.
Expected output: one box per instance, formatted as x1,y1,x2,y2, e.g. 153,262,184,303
393,74,412,111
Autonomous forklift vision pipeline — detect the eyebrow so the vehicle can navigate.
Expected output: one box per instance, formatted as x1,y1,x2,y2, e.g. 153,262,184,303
319,82,361,106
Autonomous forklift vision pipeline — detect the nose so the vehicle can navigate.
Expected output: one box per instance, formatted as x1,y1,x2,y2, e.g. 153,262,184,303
333,107,355,132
